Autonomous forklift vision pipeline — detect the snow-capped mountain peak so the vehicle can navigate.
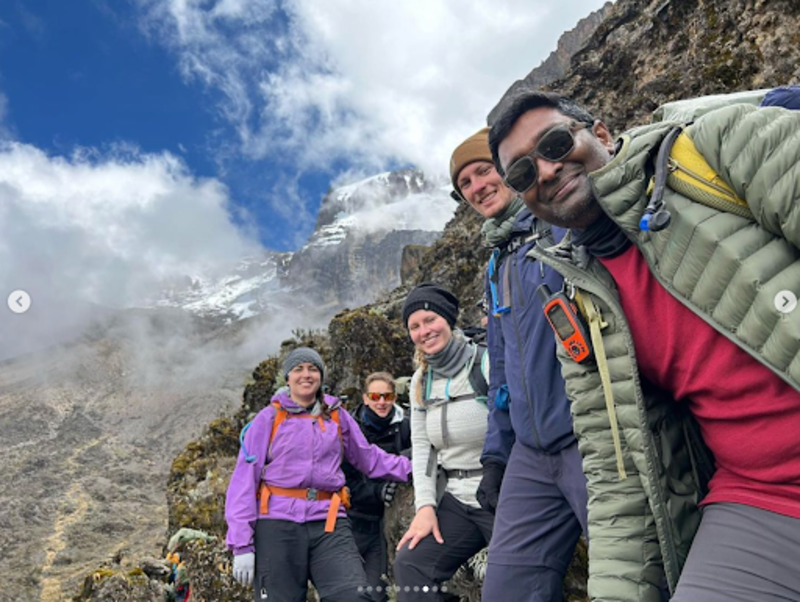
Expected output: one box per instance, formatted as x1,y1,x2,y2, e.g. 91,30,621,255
149,167,454,321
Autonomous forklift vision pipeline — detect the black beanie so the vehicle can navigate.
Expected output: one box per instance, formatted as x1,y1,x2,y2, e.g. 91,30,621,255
402,283,459,329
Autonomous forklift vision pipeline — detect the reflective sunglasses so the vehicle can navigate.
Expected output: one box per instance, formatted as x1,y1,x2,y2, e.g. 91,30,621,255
503,121,592,194
366,392,397,402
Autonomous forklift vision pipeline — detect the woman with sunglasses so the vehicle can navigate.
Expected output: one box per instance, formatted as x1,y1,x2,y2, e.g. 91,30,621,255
393,284,494,602
225,348,411,602
343,372,411,602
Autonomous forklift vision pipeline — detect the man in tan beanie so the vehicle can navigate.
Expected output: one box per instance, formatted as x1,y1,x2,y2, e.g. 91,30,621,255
450,127,517,220
450,127,588,602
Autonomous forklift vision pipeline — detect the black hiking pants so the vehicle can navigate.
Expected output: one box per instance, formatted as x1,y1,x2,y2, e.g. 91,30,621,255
353,517,389,602
254,517,373,602
393,492,494,602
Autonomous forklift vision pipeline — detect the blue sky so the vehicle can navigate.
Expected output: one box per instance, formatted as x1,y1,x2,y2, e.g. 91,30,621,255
0,0,331,251
0,0,612,316
0,2,215,168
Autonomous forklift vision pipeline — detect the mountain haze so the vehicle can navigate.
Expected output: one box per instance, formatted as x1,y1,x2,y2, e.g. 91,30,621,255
0,169,449,601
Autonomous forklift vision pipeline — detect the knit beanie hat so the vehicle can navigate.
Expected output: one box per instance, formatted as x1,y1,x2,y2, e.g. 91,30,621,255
283,347,325,380
402,283,459,329
450,127,493,197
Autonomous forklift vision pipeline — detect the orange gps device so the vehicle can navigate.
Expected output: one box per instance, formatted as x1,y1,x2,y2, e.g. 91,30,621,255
537,284,592,364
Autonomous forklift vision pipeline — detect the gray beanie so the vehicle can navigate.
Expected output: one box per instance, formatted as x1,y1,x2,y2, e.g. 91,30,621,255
283,347,325,380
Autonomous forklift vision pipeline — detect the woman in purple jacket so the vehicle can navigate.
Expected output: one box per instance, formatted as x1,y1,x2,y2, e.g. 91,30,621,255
225,347,412,602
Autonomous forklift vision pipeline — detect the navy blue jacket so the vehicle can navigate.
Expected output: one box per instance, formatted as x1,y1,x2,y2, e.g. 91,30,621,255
481,209,575,464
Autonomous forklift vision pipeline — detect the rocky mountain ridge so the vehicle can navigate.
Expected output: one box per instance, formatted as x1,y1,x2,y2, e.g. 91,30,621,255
540,0,800,133
520,2,613,91
149,168,450,321
0,309,251,602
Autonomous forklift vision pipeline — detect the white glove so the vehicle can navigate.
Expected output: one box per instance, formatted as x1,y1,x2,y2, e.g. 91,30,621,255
233,552,255,587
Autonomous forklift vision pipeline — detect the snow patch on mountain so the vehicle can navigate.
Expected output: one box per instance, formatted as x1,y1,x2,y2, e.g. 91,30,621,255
151,253,289,320
149,168,453,321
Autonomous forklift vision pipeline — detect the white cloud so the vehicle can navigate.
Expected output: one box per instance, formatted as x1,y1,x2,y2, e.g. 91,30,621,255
350,190,455,235
326,170,454,235
0,141,259,311
136,0,611,176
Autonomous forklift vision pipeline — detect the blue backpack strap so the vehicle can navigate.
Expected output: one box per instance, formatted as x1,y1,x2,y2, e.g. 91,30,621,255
239,421,257,464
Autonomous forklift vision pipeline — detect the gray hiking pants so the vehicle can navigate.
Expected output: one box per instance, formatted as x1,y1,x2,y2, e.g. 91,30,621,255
671,502,800,602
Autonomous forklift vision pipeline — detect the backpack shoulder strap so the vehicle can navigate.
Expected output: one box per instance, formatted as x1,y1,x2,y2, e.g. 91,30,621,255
239,401,284,465
331,408,344,442
533,217,555,247
421,365,434,404
268,401,288,461
423,345,489,407
468,344,489,404
666,129,753,218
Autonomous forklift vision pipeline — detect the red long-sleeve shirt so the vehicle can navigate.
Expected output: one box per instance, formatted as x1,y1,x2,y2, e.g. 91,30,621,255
599,245,800,518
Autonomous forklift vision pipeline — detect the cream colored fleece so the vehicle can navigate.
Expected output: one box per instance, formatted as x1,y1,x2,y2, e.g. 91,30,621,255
409,351,489,511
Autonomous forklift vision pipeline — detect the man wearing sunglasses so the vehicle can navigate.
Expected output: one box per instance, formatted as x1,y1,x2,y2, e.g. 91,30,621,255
450,128,588,601
488,89,800,602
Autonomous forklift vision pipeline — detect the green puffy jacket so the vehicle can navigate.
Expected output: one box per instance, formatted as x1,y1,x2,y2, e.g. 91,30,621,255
530,104,800,602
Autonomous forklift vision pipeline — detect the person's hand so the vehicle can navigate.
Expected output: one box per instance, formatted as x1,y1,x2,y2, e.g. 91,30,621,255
232,552,255,587
476,460,506,514
396,505,444,551
381,481,399,507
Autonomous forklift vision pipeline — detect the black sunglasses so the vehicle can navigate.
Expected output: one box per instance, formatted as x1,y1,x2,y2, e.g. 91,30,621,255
503,121,592,194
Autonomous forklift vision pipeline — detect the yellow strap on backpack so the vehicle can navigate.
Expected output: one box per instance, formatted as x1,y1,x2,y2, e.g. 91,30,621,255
666,130,754,219
574,291,627,481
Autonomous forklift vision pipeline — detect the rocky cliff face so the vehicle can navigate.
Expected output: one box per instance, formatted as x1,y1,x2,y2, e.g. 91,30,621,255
285,168,448,308
487,3,612,125
286,228,441,309
543,0,800,133
520,3,613,92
